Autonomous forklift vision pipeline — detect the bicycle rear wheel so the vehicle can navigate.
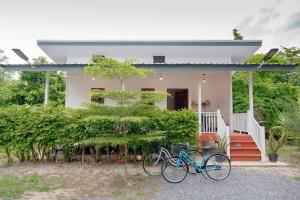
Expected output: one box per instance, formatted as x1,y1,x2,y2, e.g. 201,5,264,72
143,153,164,176
205,153,231,181
161,157,188,183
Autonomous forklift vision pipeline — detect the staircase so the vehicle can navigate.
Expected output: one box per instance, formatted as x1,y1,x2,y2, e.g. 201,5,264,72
230,133,261,161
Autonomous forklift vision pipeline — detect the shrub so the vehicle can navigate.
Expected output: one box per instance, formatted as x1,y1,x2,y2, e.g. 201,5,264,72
158,109,198,146
120,116,152,134
82,115,121,136
0,104,199,163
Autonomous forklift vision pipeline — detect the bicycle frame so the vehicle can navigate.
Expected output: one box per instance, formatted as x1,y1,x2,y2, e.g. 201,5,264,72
154,147,175,165
178,150,220,172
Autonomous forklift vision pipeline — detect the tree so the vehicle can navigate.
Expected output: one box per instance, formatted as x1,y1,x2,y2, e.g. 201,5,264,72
84,56,167,185
85,56,166,107
0,56,66,106
233,29,244,40
85,55,151,91
233,47,300,131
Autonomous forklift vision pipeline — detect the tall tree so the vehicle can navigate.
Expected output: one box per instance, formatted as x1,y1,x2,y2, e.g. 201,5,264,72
233,47,300,130
1,56,66,106
233,29,244,40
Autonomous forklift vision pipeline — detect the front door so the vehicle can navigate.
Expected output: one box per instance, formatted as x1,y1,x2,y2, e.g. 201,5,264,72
167,89,188,110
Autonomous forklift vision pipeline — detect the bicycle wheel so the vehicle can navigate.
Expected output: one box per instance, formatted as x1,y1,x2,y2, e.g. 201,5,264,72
187,149,203,174
161,157,188,183
205,153,231,181
143,153,164,176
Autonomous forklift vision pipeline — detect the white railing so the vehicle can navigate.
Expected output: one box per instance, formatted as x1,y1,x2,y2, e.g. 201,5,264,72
247,111,266,162
217,109,230,158
201,112,217,133
231,111,266,162
231,113,248,133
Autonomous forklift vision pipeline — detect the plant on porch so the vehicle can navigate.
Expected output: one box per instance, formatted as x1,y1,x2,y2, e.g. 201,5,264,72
268,116,288,162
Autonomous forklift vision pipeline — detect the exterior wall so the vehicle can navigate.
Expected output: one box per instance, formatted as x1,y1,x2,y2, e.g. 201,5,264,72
65,71,231,123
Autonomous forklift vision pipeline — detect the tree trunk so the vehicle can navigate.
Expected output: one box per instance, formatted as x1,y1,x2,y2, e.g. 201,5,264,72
81,144,85,164
5,146,12,163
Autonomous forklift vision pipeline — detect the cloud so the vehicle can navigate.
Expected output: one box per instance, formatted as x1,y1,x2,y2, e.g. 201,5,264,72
286,11,300,30
237,7,281,37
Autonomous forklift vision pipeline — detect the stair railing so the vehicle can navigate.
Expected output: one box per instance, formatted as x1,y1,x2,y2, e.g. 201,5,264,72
247,111,266,162
201,112,218,133
217,109,230,158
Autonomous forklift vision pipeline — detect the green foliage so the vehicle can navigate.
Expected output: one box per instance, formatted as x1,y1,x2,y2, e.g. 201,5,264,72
268,129,287,155
0,56,65,106
232,29,244,40
158,109,198,146
85,56,153,83
0,104,198,162
83,115,121,136
90,90,168,106
233,47,300,130
81,131,165,148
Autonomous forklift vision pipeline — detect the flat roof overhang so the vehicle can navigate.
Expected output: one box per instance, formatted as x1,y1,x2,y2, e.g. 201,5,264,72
0,63,297,72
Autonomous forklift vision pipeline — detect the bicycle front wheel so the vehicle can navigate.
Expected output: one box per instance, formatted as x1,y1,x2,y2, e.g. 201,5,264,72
205,153,231,181
161,157,188,183
143,153,164,176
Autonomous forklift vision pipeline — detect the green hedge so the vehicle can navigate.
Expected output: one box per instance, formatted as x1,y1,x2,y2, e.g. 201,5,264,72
0,104,198,162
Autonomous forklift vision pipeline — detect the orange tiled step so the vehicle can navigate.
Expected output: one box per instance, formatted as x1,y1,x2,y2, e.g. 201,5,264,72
230,153,261,161
229,133,261,161
230,148,260,155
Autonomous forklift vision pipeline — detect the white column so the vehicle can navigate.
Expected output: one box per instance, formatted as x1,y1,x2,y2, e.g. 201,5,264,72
44,72,50,106
248,71,254,115
260,126,266,162
198,77,202,134
229,72,233,132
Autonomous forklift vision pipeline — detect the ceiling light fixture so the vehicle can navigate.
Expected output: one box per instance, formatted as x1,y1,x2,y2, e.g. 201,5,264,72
202,74,206,83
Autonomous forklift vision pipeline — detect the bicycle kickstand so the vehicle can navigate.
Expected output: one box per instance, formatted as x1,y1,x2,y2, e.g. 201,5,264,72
200,172,207,180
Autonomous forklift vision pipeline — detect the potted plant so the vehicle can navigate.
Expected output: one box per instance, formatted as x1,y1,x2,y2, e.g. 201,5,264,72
268,129,286,162
213,135,229,162
215,135,229,155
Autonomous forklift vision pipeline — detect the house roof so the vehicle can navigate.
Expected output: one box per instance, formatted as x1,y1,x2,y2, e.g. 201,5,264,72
37,40,262,64
37,40,262,47
1,63,296,72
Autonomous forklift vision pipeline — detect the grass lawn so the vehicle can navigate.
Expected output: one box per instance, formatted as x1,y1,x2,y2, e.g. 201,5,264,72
266,138,300,165
275,144,300,165
0,174,65,200
0,163,157,200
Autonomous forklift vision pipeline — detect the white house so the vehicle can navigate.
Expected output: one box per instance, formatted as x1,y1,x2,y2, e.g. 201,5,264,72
2,40,296,161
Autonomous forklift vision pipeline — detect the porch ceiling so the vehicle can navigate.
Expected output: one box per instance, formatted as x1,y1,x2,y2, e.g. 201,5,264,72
0,63,297,72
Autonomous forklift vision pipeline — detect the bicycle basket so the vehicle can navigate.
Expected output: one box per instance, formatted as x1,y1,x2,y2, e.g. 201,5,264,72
171,144,181,155
149,141,160,153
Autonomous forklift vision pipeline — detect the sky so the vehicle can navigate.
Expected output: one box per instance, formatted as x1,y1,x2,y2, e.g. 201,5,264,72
0,0,299,64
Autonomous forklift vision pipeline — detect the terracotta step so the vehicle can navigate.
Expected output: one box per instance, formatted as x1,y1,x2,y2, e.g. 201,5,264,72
230,148,260,154
230,153,261,161
230,135,253,142
230,141,257,148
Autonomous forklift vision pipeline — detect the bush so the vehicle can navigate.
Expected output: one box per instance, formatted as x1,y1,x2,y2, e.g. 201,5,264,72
158,109,198,146
0,104,199,163
82,115,121,136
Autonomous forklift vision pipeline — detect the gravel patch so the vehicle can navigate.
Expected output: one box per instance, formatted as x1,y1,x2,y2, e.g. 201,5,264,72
92,167,300,200
151,168,300,200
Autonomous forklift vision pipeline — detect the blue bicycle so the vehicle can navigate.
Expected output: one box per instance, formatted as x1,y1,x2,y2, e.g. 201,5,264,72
161,144,231,183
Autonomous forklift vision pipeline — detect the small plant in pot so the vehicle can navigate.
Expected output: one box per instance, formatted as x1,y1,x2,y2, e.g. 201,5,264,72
268,129,286,162
214,135,229,162
215,135,229,154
